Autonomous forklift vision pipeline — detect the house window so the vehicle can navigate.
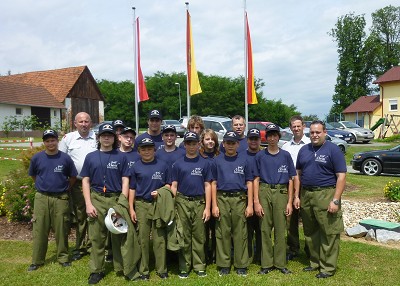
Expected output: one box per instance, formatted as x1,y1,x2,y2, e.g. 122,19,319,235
53,110,57,117
389,99,398,112
16,108,22,115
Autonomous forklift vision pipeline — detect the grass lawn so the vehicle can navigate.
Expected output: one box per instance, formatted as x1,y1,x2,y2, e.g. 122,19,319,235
0,149,23,179
0,238,399,286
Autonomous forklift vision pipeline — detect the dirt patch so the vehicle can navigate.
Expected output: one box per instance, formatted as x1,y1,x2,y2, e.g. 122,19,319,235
0,216,76,241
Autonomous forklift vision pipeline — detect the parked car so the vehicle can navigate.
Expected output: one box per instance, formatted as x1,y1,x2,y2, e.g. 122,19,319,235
325,122,356,143
278,130,348,153
328,121,374,143
161,119,186,137
92,121,113,135
350,144,400,176
202,116,232,143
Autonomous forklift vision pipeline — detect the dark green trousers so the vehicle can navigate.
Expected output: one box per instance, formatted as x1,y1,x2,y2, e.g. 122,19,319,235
32,191,70,265
258,184,288,269
301,187,343,275
70,183,90,254
88,192,123,274
176,194,206,272
215,192,249,268
135,200,167,275
287,207,300,254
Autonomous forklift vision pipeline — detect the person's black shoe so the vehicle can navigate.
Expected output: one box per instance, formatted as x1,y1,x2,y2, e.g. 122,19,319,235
158,273,168,279
258,266,275,274
286,252,297,261
105,254,113,262
236,268,247,276
316,272,333,279
219,267,230,276
72,252,87,261
60,262,71,267
88,272,105,284
278,268,292,274
27,264,43,272
303,266,319,272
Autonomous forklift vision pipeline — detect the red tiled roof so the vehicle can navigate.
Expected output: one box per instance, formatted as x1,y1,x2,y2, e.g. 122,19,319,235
342,95,381,113
0,66,87,102
0,80,65,109
374,66,400,84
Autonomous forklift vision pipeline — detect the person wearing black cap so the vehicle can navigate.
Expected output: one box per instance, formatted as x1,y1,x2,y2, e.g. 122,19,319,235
170,131,213,279
112,120,126,135
156,125,185,168
129,137,170,280
118,127,140,168
80,123,130,284
245,128,262,264
212,131,254,277
219,115,248,154
253,123,296,275
135,109,164,150
28,129,78,271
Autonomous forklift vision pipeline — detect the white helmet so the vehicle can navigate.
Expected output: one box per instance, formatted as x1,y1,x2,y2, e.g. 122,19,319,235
105,208,128,234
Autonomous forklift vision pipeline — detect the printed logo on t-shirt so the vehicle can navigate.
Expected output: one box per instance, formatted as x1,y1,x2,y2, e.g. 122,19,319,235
234,166,244,175
128,161,136,168
54,165,64,173
107,161,119,169
191,168,203,176
152,171,163,180
315,155,328,164
278,165,289,173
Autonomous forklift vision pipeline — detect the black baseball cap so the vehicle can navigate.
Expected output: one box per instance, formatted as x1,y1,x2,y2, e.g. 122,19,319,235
247,128,261,138
112,119,125,129
42,129,58,140
138,138,155,147
148,109,162,120
162,124,176,133
223,131,239,142
98,123,115,135
120,127,136,136
265,123,280,133
184,131,199,142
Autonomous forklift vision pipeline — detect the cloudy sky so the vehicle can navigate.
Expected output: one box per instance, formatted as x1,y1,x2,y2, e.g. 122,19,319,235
0,0,395,119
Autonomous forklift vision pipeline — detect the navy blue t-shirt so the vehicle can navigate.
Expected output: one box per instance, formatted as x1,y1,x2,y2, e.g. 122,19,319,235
244,150,258,178
119,149,141,169
80,149,130,193
296,141,347,187
171,155,213,196
254,149,296,184
29,151,78,193
129,158,169,201
214,153,254,191
155,147,186,168
135,132,164,151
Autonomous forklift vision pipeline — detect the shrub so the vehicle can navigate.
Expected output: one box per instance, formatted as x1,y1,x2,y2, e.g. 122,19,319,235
383,180,400,202
0,183,6,216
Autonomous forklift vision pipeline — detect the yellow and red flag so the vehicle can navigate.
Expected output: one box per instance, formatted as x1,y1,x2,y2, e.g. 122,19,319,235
246,13,257,104
186,10,202,96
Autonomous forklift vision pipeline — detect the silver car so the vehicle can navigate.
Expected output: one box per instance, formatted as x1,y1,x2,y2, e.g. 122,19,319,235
328,121,374,143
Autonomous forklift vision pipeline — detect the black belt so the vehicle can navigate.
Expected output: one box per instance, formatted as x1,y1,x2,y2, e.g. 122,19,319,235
302,185,336,192
217,190,246,197
91,191,120,197
177,192,204,201
135,197,152,203
38,191,68,196
261,183,287,189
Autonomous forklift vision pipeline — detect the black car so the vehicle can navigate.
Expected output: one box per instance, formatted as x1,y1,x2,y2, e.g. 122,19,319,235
350,145,400,176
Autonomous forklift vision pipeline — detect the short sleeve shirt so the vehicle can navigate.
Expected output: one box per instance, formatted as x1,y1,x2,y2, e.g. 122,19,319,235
156,147,186,168
254,149,296,184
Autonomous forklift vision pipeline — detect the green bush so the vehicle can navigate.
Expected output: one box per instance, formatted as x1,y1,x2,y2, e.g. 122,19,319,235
383,179,400,202
0,183,6,216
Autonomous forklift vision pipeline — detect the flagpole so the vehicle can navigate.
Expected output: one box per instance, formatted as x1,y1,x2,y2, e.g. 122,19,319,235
244,0,249,130
185,2,191,119
132,7,139,134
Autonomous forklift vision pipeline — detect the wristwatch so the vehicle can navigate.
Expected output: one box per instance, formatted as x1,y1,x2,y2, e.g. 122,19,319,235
332,199,340,206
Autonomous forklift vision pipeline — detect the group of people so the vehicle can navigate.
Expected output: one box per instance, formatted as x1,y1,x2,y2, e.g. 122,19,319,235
27,111,346,284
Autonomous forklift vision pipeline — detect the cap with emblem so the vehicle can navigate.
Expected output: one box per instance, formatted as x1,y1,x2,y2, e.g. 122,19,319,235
120,127,136,136
148,109,162,120
138,137,155,147
223,130,239,142
247,128,261,138
112,119,125,129
265,123,280,133
183,131,199,142
42,129,58,140
98,123,115,135
162,124,176,133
